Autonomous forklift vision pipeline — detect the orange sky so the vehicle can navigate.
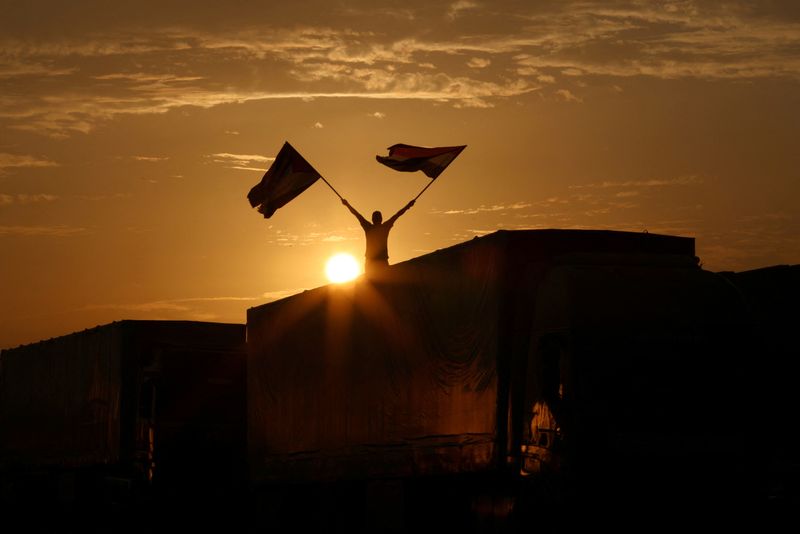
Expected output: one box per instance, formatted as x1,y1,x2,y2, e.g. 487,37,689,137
1,1,799,349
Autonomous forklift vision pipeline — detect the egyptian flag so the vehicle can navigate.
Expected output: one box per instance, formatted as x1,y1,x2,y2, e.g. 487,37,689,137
247,142,322,218
376,144,466,179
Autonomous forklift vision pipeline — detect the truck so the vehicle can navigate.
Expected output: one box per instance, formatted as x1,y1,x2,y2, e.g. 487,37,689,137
720,264,800,505
0,320,247,529
246,229,758,532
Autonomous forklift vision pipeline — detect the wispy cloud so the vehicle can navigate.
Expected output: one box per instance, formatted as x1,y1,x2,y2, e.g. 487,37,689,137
0,225,85,236
207,152,273,171
467,57,491,69
74,192,130,201
0,60,76,78
555,88,582,103
1,82,537,137
133,155,168,162
82,290,306,313
94,72,204,84
0,193,57,205
569,175,702,189
267,228,359,247
1,4,798,136
259,288,308,302
447,0,479,20
435,202,532,215
322,235,348,242
0,153,58,173
85,295,263,312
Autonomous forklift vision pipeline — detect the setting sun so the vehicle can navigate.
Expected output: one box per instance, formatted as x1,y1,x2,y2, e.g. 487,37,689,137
325,253,361,283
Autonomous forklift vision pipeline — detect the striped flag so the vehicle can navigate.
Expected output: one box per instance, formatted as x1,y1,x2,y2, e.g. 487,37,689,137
376,144,466,179
247,142,322,218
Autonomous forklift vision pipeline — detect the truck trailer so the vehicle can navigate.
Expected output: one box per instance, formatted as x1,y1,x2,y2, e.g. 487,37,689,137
246,229,757,532
0,320,246,527
720,264,800,505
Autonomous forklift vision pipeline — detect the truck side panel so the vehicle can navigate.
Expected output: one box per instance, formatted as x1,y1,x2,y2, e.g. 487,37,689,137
248,241,503,482
0,324,124,468
520,262,753,503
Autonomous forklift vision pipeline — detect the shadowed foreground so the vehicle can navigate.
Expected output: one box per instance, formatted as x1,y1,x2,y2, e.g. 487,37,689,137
2,231,798,533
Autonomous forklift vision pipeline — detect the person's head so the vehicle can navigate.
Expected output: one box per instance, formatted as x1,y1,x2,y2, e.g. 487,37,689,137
372,211,383,224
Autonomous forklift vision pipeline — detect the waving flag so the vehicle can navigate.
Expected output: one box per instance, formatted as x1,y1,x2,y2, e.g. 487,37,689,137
376,144,466,179
247,142,322,218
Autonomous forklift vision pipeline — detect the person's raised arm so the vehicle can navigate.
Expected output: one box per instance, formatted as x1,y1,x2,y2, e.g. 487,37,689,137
387,199,415,225
342,198,369,227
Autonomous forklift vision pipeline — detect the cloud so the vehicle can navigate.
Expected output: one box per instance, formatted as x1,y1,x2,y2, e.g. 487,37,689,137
81,294,305,320
0,153,58,173
436,202,531,215
569,175,702,189
322,235,348,242
267,228,359,247
207,152,274,171
80,292,298,314
313,121,324,128
133,155,168,162
555,89,582,103
2,5,798,136
370,111,386,119
74,192,130,201
287,68,537,107
467,57,491,69
0,193,57,205
0,60,76,78
1,78,536,136
448,1,479,20
0,225,85,236
93,72,204,83
0,28,541,136
259,288,309,302
509,3,800,81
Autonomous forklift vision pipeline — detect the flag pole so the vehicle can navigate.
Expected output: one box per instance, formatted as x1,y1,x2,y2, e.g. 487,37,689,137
320,176,344,200
412,178,436,202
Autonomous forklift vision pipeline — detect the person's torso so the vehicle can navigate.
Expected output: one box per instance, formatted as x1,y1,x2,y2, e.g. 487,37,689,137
364,222,392,260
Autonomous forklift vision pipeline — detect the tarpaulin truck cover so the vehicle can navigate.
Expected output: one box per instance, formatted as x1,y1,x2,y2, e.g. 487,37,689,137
522,260,752,484
0,320,245,472
246,229,750,485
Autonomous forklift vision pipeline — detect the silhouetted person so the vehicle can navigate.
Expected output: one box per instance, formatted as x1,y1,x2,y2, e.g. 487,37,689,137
342,198,414,278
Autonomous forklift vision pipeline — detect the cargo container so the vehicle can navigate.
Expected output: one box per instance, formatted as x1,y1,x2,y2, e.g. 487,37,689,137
0,320,246,518
720,265,800,505
246,230,757,531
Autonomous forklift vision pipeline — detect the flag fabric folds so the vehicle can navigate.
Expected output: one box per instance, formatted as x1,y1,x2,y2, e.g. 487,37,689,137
376,144,466,179
247,142,322,218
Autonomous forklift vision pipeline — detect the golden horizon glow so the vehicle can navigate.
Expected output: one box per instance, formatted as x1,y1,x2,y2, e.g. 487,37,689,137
1,2,799,350
325,253,361,283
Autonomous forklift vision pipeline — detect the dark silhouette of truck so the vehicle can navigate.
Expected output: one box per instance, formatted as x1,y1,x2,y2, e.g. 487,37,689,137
246,229,758,532
720,265,800,507
0,320,246,530
3,230,788,532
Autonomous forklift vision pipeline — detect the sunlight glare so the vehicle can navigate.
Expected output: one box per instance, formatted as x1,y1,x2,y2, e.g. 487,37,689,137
325,253,361,283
